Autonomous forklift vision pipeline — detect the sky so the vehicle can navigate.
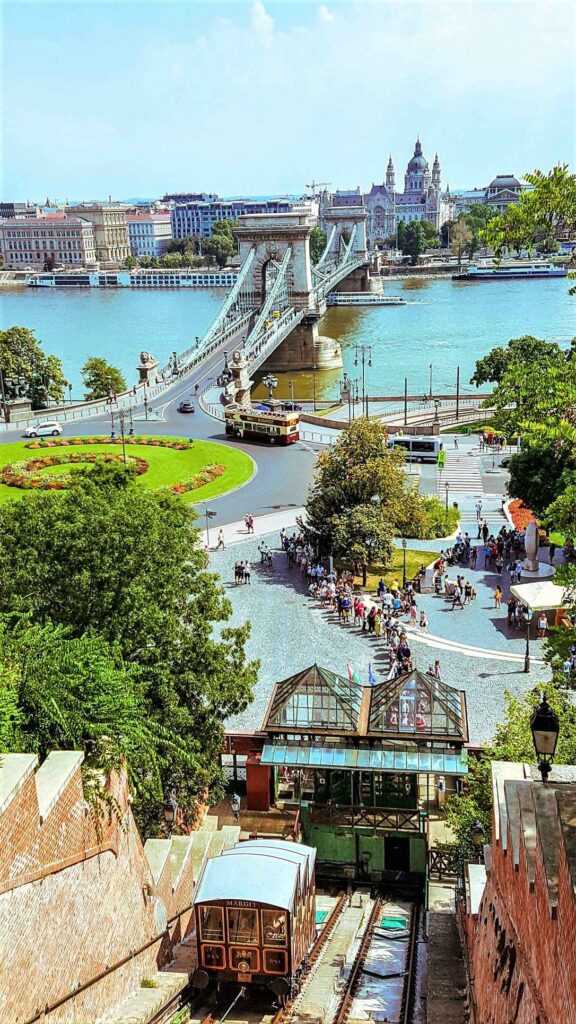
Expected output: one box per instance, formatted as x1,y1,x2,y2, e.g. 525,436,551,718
2,0,575,201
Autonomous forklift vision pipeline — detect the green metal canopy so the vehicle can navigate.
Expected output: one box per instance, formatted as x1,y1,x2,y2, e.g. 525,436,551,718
261,743,468,776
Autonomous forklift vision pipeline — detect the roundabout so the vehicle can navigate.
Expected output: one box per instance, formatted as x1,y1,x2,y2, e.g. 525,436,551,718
0,436,255,504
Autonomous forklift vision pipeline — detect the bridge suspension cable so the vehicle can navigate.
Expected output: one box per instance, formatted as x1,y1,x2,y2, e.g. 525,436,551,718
199,246,257,352
340,223,358,264
243,246,293,352
313,224,337,274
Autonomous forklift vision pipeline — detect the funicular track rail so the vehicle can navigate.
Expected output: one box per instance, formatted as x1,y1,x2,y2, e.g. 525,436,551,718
333,898,419,1024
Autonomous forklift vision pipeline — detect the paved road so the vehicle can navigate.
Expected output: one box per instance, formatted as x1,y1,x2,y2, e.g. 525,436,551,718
0,355,320,526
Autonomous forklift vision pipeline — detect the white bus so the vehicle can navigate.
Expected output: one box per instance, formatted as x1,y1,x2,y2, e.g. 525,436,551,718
388,435,440,464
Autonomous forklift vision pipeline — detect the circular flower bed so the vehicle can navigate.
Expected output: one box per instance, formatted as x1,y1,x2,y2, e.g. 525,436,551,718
25,436,191,451
171,464,225,494
1,452,149,490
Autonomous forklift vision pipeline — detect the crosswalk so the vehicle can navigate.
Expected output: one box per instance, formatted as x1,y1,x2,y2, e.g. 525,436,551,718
438,448,483,494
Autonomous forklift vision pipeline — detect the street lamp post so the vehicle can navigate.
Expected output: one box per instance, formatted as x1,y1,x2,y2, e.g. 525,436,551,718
354,345,372,419
444,481,449,530
289,379,295,407
523,608,534,673
143,384,149,421
204,505,216,547
429,363,433,400
118,410,127,465
530,693,560,783
402,537,408,587
262,373,278,401
110,409,116,440
163,789,178,836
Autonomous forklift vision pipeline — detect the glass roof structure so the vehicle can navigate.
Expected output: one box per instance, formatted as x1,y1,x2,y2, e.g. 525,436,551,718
261,743,468,776
264,664,363,732
368,670,466,740
262,665,467,743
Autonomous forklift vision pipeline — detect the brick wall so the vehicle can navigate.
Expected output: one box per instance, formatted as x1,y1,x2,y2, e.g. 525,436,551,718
0,756,194,1024
462,781,576,1024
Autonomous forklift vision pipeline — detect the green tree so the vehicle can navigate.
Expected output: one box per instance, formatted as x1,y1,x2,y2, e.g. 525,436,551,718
470,335,565,386
203,219,238,268
304,419,428,561
451,220,472,269
401,221,426,265
160,252,185,269
0,326,66,408
446,686,576,853
0,620,160,806
0,466,258,830
396,221,407,251
124,255,137,269
309,226,327,264
81,357,127,399
482,165,576,257
420,219,440,249
332,505,394,585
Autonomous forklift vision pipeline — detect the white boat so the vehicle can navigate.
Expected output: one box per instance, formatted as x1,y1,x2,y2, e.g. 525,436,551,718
327,292,406,306
452,262,567,281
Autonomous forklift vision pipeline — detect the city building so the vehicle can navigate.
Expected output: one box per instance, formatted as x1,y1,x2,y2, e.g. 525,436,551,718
70,203,130,267
454,174,529,216
460,760,576,1024
170,195,293,239
0,213,96,269
126,212,172,257
0,201,39,219
362,139,455,247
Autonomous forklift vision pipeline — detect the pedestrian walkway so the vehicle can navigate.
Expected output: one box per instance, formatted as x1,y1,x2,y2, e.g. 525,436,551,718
207,507,306,547
439,446,483,494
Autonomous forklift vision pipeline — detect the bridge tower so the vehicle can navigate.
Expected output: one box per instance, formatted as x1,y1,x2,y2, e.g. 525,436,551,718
235,211,342,371
322,205,370,292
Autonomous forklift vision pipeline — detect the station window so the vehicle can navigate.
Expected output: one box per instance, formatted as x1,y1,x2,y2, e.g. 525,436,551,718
227,907,259,945
199,906,224,942
262,910,288,946
201,944,226,969
263,949,288,975
229,947,260,973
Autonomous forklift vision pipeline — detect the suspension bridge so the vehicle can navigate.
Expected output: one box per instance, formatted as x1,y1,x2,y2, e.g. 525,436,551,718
166,205,370,391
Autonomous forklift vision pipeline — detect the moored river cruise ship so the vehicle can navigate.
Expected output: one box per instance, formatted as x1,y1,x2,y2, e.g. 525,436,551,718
453,262,567,281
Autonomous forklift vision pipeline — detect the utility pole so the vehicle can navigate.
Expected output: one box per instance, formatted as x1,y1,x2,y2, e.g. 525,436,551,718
404,377,408,427
456,365,460,423
0,369,9,424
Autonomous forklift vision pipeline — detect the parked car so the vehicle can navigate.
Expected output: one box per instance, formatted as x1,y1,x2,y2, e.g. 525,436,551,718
24,420,63,438
177,401,195,414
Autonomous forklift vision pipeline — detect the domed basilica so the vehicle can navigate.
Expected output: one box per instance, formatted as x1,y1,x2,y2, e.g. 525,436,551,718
364,138,455,247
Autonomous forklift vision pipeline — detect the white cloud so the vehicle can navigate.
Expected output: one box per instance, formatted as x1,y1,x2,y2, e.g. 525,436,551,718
250,1,274,46
318,5,335,23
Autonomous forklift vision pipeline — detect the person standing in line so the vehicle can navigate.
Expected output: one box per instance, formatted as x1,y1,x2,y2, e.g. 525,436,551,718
434,659,442,679
482,521,490,544
243,561,251,584
454,436,459,449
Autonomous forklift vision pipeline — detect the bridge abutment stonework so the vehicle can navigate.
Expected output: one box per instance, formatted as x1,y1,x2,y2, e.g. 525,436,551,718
261,314,342,371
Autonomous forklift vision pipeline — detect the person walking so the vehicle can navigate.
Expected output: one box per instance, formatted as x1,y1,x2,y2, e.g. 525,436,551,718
454,436,459,449
434,659,442,680
475,499,483,522
482,521,489,544
494,585,502,609
537,611,548,637
419,610,428,630
216,528,225,550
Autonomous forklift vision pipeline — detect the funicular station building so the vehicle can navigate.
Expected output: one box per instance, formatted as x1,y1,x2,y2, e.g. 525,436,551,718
225,665,469,889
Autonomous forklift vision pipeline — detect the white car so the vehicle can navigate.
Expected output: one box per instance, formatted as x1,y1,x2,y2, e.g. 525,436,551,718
24,420,63,438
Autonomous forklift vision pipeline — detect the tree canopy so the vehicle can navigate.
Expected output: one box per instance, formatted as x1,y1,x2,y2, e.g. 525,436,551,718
203,219,238,267
0,465,258,830
481,164,576,256
470,335,565,386
303,419,447,567
446,686,576,854
309,226,327,264
0,326,67,408
81,356,127,399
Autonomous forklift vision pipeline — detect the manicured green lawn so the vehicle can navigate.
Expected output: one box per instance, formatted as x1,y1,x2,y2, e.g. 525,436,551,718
366,548,440,590
442,420,495,435
0,437,255,505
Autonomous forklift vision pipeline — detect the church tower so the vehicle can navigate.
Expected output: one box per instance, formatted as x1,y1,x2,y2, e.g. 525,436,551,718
432,153,441,191
386,156,395,191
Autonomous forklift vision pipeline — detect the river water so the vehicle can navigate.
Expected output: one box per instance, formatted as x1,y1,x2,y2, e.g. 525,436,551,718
1,276,574,398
